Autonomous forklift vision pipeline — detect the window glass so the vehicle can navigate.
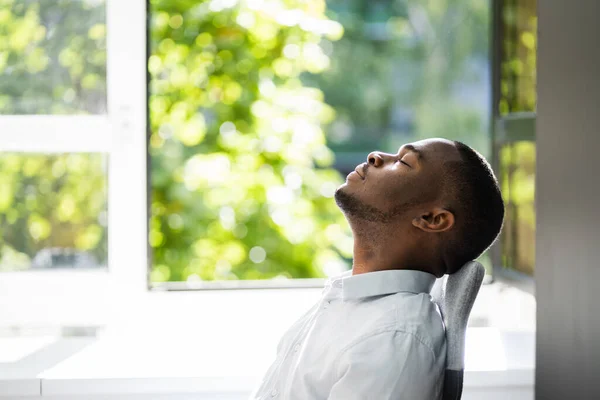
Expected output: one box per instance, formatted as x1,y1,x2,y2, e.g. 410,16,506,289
149,0,491,283
0,0,107,114
0,153,107,271
499,141,535,275
499,0,536,114
497,0,536,275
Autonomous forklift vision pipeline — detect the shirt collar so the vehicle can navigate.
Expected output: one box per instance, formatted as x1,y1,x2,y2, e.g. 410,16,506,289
329,269,436,301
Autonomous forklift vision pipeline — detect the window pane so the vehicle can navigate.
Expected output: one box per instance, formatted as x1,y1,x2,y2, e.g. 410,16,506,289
498,141,535,275
496,0,537,275
499,0,536,114
0,0,107,115
0,153,107,271
149,0,490,283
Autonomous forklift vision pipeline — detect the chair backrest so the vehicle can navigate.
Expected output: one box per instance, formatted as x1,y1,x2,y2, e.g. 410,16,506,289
430,261,485,400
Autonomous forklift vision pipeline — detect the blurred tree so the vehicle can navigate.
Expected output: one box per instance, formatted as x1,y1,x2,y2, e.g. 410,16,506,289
0,0,107,114
306,0,491,167
499,141,535,275
497,0,537,275
499,0,536,114
148,0,492,282
149,0,352,282
0,154,107,270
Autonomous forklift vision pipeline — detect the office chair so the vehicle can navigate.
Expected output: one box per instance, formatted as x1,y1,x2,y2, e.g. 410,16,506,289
431,261,485,400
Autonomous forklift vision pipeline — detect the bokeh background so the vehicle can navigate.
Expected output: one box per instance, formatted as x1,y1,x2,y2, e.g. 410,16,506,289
0,0,536,281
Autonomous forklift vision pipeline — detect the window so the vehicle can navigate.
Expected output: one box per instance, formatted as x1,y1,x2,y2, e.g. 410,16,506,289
0,0,147,324
494,0,536,276
2,0,523,314
0,0,108,271
0,0,107,115
148,0,492,286
0,153,107,271
498,0,536,115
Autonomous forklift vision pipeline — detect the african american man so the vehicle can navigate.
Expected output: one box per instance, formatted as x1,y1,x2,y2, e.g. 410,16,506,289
250,138,505,400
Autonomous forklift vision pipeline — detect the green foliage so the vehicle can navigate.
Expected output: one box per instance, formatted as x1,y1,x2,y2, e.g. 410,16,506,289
499,141,535,275
148,0,352,281
0,0,107,114
498,0,537,275
0,153,107,270
499,0,536,114
148,0,493,282
310,0,491,161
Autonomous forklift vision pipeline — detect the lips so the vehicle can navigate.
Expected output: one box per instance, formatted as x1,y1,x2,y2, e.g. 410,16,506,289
354,164,365,179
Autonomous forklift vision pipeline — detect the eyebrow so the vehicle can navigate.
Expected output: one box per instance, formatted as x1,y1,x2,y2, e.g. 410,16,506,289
400,144,424,160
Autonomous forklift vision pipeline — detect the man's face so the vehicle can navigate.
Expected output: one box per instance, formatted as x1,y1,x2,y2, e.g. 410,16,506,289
335,138,462,222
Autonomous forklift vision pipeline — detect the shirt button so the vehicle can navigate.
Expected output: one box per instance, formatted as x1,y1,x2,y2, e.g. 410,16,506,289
293,343,301,352
271,388,279,397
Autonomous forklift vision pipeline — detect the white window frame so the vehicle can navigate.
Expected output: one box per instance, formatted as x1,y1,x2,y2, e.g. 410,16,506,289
0,0,148,326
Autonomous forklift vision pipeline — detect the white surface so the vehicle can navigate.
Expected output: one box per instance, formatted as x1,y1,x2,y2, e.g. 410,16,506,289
0,116,110,152
105,0,149,298
0,271,111,327
0,327,534,398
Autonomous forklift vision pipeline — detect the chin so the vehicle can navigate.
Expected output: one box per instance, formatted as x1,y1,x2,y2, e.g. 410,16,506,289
334,185,345,205
334,185,359,210
334,186,344,202
334,181,353,198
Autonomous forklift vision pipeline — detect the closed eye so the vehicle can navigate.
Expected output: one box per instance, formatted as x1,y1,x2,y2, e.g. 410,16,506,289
400,160,411,168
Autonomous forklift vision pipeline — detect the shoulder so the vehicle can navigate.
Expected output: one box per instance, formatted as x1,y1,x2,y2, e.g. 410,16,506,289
371,292,446,355
336,292,445,355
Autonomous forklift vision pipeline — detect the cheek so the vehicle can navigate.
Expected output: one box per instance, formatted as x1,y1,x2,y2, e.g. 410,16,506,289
378,174,435,209
374,175,415,205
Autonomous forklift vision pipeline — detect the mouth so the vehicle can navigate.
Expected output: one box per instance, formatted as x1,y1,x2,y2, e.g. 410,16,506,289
354,163,366,180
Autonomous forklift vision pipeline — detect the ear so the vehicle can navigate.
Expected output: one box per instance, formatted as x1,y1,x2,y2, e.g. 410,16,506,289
412,207,455,233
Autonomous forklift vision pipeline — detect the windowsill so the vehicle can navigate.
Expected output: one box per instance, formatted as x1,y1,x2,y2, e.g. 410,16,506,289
0,281,535,398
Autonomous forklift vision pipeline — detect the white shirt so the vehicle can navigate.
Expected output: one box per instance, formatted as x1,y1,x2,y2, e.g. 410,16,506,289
250,269,447,400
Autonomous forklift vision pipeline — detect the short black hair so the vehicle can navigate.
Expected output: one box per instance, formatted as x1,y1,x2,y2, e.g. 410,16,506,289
443,141,505,274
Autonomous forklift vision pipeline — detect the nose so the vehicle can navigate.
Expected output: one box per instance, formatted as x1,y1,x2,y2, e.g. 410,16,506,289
367,151,384,167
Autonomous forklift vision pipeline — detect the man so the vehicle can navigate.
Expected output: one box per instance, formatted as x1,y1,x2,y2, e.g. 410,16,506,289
250,138,505,400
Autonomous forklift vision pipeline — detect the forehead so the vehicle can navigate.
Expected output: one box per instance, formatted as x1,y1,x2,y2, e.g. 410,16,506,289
406,138,461,164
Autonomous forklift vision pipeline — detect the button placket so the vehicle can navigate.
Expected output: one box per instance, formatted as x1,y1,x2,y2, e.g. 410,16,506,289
270,388,279,397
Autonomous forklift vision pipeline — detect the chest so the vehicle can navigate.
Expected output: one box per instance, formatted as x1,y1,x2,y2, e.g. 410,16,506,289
279,298,398,369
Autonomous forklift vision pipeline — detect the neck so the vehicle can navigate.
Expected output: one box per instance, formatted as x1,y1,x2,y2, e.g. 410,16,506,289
348,219,443,277
349,220,410,275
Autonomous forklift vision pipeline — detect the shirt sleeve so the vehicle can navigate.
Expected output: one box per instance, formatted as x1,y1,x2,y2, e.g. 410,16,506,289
328,330,442,400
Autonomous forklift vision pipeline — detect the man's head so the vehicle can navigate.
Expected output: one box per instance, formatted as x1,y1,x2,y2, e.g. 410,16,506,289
334,138,504,276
